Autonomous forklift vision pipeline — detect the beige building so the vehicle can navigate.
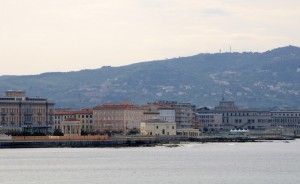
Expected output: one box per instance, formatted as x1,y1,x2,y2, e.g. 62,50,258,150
54,109,93,131
140,119,176,136
61,118,81,136
0,90,54,134
93,102,144,134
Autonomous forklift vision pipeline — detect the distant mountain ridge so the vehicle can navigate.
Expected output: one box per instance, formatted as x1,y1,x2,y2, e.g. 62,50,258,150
1,45,300,109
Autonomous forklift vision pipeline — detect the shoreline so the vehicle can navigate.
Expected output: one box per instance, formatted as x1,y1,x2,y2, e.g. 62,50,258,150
0,136,294,149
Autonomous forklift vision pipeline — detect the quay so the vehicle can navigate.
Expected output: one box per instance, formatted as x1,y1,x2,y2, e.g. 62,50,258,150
0,135,294,149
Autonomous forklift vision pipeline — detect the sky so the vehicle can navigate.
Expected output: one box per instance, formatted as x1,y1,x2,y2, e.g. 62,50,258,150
0,0,299,75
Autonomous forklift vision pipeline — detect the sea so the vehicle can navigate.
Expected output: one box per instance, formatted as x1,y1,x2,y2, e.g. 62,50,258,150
1,140,300,184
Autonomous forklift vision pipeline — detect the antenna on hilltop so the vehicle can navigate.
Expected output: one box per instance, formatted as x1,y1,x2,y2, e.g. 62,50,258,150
230,46,232,53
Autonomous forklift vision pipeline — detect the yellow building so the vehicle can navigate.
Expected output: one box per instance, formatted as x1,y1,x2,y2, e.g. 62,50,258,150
140,119,176,136
54,109,93,131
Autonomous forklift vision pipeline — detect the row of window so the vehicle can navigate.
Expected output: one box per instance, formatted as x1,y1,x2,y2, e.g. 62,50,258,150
54,115,92,119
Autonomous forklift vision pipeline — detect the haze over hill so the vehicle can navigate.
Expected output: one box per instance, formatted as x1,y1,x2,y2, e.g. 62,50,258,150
0,46,299,109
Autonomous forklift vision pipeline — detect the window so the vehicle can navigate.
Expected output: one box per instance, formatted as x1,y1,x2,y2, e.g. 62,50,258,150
156,126,158,129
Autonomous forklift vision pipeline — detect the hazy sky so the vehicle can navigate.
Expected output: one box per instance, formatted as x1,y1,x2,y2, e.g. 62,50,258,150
1,0,299,75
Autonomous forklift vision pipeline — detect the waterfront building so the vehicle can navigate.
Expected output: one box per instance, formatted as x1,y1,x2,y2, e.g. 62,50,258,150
0,90,54,134
144,104,176,122
198,99,300,136
143,104,176,122
195,113,222,131
54,109,93,131
140,119,176,136
198,107,272,131
93,102,144,134
152,100,195,129
61,118,81,136
270,111,300,135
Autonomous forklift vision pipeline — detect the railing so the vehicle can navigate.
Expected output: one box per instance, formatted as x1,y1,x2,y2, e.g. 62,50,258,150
11,135,109,141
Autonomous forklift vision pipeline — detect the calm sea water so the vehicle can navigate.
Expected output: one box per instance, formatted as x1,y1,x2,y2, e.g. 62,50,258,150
1,140,300,184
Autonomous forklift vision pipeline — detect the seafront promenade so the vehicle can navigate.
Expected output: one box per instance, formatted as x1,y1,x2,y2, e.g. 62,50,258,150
0,134,294,149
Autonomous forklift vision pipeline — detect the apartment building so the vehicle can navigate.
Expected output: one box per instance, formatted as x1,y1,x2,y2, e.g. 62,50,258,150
0,90,54,134
153,100,195,129
144,104,176,122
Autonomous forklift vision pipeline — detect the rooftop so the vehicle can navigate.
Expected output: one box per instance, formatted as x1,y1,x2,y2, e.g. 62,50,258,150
54,109,93,115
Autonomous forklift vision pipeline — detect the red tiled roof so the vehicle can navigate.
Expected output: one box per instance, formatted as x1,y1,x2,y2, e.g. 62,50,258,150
143,104,174,110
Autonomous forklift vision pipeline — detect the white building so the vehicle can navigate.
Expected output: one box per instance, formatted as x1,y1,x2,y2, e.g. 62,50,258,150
159,107,176,123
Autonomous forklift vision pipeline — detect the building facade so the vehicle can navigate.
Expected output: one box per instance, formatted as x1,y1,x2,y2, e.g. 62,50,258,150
198,99,300,135
61,118,81,136
140,119,176,136
0,91,55,134
144,104,176,122
270,111,300,135
153,101,195,129
195,113,222,131
54,109,93,131
177,128,200,137
93,102,144,134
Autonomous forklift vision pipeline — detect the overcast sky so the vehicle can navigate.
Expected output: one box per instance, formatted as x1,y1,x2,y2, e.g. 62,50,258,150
0,0,299,75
